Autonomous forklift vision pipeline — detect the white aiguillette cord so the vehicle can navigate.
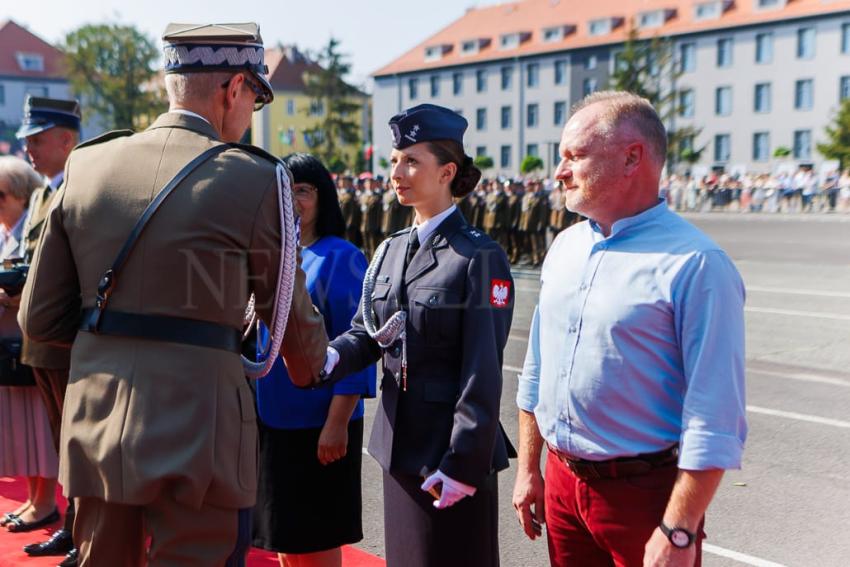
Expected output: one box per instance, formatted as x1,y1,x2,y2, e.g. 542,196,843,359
242,163,297,379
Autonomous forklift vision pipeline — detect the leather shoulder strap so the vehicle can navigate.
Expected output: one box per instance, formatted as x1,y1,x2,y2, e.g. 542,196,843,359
86,144,232,330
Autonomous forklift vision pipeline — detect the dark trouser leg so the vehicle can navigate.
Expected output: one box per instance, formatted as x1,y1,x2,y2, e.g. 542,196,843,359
75,497,145,567
145,493,241,567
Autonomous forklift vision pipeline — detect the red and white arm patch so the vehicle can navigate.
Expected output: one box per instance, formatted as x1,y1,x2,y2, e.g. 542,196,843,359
490,279,511,308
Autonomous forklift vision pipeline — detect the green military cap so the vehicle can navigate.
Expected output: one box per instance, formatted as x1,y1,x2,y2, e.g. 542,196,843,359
161,22,273,105
16,95,81,139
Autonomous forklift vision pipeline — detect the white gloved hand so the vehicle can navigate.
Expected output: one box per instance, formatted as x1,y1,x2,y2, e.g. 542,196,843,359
420,470,476,510
322,346,340,378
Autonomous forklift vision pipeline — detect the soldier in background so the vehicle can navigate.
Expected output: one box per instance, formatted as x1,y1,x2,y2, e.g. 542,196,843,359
359,177,383,259
15,96,80,567
505,180,523,264
381,178,411,237
483,179,509,254
518,180,549,266
338,175,362,249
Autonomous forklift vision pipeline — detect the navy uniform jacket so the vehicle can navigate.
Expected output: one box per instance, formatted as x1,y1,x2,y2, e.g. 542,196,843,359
330,209,515,487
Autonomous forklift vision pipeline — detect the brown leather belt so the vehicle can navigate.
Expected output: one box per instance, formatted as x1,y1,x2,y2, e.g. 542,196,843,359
548,444,679,480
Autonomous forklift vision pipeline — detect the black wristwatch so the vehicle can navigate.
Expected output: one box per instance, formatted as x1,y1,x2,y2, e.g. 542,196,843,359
659,521,696,549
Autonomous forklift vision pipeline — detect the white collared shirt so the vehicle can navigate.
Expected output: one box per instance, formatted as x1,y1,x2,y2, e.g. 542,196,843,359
48,171,64,192
412,204,456,246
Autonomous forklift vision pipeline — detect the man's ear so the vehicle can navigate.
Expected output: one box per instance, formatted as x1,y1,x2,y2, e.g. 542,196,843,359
222,74,242,111
623,142,644,177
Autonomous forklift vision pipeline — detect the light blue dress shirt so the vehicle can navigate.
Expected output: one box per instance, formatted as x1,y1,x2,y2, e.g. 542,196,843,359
517,201,747,470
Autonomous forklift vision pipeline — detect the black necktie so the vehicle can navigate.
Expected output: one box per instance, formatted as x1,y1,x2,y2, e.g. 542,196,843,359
404,228,420,271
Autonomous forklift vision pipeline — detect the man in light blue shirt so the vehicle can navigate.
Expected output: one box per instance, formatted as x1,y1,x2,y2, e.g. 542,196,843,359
511,91,747,567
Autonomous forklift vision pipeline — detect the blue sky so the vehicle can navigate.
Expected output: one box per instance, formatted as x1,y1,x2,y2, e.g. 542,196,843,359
5,1,500,89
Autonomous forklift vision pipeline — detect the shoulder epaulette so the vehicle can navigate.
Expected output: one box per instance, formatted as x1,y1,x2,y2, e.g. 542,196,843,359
228,142,284,166
390,227,413,238
74,129,134,150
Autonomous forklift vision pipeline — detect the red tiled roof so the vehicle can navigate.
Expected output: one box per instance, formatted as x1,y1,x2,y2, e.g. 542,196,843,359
0,19,65,79
266,45,323,91
373,0,850,77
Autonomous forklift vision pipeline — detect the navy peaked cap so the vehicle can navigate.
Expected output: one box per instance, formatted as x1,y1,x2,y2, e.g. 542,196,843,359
16,95,81,139
389,104,467,150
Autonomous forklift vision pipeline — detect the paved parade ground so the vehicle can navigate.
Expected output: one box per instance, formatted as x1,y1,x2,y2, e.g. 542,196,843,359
355,212,850,567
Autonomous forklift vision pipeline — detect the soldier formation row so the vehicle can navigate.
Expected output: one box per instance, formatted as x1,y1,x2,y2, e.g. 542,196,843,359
338,176,582,267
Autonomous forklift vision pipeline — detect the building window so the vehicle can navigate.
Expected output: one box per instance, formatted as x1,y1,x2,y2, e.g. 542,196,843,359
408,78,419,100
843,23,850,54
588,19,611,36
430,75,440,97
754,83,771,113
714,134,731,162
527,103,539,128
500,145,511,168
501,105,512,129
638,10,664,29
793,130,811,160
453,72,463,96
476,69,487,93
695,1,721,21
755,33,773,64
286,99,295,115
554,59,567,85
758,0,782,8
527,63,540,87
582,77,598,96
501,66,513,90
753,132,770,161
715,86,732,116
461,40,478,55
795,79,814,110
679,42,696,73
554,101,566,125
526,144,539,158
717,38,733,68
476,108,487,131
476,146,487,157
585,55,597,70
679,90,695,118
841,76,850,101
25,85,48,97
15,52,44,72
0,85,4,106
797,27,815,60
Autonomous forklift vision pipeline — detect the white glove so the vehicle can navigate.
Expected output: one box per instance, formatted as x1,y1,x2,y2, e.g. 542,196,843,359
420,470,476,510
323,346,340,377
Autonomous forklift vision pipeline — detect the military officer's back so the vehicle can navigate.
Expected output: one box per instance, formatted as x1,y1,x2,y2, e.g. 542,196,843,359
19,23,328,566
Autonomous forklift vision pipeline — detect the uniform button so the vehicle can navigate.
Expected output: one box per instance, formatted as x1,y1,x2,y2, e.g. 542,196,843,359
569,326,577,333
428,295,439,306
391,346,401,357
579,284,588,291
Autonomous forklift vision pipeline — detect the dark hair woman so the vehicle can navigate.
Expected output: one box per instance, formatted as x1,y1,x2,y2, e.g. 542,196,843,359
252,153,375,567
324,104,515,567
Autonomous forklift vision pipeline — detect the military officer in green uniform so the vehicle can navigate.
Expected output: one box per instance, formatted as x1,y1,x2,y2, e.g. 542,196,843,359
19,23,329,567
483,180,509,254
518,179,549,266
381,178,411,237
15,95,81,566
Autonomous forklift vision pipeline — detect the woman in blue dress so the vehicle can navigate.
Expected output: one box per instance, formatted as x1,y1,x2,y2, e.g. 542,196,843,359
252,153,376,567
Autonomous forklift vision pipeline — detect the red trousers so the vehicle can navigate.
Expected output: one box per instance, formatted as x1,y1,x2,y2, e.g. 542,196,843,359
544,449,704,567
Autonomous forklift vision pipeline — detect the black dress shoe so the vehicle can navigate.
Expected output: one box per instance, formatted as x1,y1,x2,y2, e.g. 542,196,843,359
24,528,74,556
58,549,78,567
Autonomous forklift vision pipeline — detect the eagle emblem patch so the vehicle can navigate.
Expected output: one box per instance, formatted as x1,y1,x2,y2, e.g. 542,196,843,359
490,279,511,308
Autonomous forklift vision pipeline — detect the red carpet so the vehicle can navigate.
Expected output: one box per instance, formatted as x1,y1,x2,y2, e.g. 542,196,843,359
0,477,384,566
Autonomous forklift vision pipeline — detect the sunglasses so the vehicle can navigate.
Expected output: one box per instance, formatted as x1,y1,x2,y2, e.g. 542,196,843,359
220,74,268,112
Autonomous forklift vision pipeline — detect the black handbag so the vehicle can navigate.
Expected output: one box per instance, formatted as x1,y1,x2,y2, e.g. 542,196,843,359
0,338,35,387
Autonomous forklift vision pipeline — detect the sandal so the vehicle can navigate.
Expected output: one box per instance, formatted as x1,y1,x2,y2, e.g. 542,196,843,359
5,508,60,533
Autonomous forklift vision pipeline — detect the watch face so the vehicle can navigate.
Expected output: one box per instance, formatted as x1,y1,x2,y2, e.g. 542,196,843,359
671,530,691,548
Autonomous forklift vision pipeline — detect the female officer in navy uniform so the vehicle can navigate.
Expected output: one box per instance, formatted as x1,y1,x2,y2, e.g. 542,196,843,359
326,104,514,567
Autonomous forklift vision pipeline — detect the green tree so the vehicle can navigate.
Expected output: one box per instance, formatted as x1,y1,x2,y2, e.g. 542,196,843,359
773,146,792,158
520,155,544,175
62,23,165,130
473,155,494,171
608,24,702,169
817,99,850,169
302,38,362,170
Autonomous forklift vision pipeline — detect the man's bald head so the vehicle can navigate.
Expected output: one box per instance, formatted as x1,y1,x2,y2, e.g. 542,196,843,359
570,91,667,170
